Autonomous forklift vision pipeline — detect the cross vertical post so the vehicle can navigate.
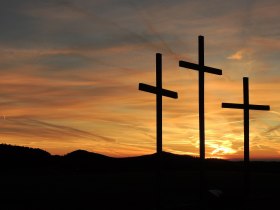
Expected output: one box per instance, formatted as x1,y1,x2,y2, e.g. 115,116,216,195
156,53,163,154
139,53,178,210
199,36,205,160
243,78,249,164
243,77,250,201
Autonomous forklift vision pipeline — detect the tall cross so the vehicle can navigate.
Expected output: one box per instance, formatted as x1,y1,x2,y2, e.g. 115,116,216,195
139,53,178,154
222,77,270,198
179,36,222,160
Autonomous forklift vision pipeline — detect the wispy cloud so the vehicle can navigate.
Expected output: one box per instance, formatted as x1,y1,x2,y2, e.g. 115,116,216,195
1,116,115,142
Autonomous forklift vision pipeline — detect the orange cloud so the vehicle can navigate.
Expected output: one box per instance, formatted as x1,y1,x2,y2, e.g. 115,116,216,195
227,50,244,60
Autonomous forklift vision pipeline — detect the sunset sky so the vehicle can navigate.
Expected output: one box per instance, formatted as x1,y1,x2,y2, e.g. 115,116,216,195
0,0,279,160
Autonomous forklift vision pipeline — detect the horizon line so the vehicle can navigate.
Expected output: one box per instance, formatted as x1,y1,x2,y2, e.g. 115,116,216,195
0,143,279,162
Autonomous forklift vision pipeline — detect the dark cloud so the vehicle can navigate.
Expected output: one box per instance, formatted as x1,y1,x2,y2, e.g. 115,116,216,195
0,0,46,48
36,54,92,70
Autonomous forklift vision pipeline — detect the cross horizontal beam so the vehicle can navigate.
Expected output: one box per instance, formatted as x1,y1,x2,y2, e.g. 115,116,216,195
139,83,178,99
222,103,270,110
179,60,222,75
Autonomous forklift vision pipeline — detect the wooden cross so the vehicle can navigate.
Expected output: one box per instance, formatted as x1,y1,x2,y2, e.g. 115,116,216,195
179,36,222,160
222,77,270,163
139,53,178,154
222,77,270,199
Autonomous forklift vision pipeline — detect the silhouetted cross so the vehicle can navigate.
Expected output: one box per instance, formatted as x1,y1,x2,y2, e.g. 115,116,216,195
222,77,270,163
139,53,177,210
222,77,270,199
139,53,178,154
179,36,222,160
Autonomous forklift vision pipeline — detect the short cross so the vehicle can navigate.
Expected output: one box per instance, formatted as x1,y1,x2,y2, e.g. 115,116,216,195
222,77,270,163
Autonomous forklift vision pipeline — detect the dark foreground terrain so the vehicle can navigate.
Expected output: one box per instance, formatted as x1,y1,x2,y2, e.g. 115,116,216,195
0,144,279,210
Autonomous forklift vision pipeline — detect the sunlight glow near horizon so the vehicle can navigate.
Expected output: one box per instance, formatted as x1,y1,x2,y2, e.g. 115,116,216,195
0,0,279,160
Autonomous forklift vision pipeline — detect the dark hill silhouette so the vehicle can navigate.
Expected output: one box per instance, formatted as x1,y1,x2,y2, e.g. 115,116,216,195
62,149,114,172
0,144,51,163
0,144,279,172
0,144,279,210
0,143,50,159
0,144,51,169
111,151,198,172
64,149,111,160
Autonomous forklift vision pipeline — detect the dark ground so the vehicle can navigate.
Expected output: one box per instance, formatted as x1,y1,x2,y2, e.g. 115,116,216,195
0,144,279,210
